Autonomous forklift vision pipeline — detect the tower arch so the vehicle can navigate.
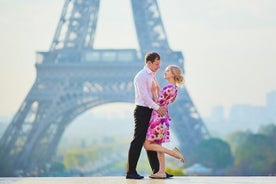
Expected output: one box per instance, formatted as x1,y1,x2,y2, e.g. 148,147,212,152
0,0,209,176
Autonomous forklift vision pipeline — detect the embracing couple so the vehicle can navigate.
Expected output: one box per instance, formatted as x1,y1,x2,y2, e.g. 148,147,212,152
126,52,185,179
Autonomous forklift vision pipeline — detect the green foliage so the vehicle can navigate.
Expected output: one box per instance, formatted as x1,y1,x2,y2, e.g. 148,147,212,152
50,161,65,173
0,145,15,176
166,166,185,176
0,159,14,176
225,130,251,154
194,138,233,170
232,127,276,175
62,141,125,170
259,124,276,137
48,124,276,176
63,147,100,170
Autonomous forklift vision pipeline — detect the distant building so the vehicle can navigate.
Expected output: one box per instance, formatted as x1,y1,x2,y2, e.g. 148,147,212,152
229,104,267,131
210,105,224,122
266,90,276,123
204,90,276,137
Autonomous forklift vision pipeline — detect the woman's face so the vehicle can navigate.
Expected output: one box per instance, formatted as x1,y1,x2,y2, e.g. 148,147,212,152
164,67,174,80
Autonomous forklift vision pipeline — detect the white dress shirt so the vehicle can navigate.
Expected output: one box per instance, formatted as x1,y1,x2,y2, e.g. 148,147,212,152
134,65,159,110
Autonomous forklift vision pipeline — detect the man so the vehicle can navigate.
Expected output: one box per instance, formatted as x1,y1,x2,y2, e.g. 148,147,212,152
126,52,173,179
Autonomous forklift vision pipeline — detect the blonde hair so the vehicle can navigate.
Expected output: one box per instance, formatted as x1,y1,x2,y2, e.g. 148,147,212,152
167,65,185,87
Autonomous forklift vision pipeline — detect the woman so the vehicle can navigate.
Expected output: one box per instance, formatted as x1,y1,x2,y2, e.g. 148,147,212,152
144,65,185,179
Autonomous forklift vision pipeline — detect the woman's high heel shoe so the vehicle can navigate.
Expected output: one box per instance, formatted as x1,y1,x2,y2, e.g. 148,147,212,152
173,147,185,162
149,172,166,179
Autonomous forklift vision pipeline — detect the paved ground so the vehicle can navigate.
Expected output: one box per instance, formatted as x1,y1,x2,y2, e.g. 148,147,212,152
0,176,275,184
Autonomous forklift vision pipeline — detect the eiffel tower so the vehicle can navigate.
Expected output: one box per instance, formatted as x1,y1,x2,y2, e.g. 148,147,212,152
0,0,209,176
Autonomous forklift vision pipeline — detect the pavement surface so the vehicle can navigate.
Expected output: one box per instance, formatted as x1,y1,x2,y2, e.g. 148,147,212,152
0,176,275,184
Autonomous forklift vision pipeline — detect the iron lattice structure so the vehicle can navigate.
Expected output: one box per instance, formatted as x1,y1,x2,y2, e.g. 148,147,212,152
0,0,209,175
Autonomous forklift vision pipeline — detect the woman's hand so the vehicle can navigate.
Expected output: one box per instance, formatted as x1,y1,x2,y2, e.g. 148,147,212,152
156,106,166,116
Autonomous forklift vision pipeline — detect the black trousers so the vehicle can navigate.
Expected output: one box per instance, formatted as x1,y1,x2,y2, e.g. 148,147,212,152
126,105,159,174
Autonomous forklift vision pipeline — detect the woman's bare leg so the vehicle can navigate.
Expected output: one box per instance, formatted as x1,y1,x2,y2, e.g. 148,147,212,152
144,140,179,159
157,152,166,174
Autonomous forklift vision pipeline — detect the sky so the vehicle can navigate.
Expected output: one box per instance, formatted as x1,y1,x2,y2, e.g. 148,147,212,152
0,0,276,118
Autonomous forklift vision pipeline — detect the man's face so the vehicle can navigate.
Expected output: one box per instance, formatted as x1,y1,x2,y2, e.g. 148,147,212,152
148,58,161,73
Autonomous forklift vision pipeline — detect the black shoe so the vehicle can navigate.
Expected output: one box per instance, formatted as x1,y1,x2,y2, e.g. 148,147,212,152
166,172,174,178
126,173,144,179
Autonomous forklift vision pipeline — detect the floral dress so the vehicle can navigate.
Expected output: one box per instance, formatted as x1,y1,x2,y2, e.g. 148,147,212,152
146,84,178,144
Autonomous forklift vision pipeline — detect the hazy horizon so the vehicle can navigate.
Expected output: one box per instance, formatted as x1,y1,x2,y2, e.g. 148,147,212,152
1,0,275,118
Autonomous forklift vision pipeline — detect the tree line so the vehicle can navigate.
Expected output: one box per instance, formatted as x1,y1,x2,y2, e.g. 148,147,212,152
190,123,276,176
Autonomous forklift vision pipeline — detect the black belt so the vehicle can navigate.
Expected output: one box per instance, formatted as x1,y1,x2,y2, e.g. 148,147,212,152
136,105,152,110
